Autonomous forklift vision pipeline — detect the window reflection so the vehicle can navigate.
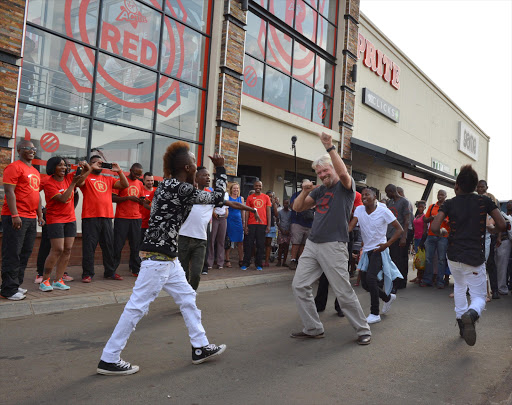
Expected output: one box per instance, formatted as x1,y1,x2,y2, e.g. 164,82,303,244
243,55,264,100
293,41,314,87
290,80,312,120
264,66,290,111
165,0,211,33
313,90,332,127
295,0,317,43
266,25,292,75
152,135,199,177
246,12,266,61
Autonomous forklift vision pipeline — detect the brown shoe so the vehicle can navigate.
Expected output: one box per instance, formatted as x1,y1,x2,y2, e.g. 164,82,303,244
290,331,324,339
357,335,371,345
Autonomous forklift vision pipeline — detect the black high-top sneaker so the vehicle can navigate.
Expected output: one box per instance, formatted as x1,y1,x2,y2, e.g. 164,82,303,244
192,344,226,364
461,309,479,346
456,318,464,338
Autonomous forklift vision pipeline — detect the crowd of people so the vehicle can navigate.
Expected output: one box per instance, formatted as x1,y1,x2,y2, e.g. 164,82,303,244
1,133,511,374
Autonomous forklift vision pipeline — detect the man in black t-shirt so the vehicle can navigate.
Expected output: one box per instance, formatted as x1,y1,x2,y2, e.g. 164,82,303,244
432,165,505,347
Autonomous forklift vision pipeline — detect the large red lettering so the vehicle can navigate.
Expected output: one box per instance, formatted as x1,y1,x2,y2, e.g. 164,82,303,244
375,49,384,76
100,22,121,55
382,54,392,83
363,39,376,70
391,62,401,90
140,39,157,66
123,31,139,62
357,33,366,59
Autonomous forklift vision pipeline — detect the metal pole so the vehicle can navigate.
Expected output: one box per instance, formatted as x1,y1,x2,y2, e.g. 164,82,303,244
291,136,297,194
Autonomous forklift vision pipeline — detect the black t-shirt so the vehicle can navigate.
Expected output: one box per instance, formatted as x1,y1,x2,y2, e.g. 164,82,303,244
440,194,497,266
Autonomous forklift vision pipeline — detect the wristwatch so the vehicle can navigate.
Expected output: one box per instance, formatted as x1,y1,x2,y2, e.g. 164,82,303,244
326,145,336,153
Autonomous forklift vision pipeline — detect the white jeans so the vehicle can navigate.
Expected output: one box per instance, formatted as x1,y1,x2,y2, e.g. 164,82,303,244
101,259,209,363
448,259,487,319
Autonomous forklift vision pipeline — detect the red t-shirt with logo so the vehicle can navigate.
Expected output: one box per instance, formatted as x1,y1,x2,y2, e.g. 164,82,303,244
1,160,41,218
79,175,119,218
140,187,155,228
246,193,271,225
43,172,76,224
115,178,145,219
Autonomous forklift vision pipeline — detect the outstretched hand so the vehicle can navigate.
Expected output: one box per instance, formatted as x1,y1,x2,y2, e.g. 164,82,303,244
208,153,225,168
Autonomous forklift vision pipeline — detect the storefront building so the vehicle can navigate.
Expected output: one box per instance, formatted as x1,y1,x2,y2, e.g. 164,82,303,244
0,0,490,261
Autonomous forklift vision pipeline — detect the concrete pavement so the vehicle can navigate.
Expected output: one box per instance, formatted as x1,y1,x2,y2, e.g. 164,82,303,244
0,263,294,319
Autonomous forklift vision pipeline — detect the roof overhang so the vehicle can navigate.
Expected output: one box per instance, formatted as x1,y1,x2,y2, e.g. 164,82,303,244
351,138,456,188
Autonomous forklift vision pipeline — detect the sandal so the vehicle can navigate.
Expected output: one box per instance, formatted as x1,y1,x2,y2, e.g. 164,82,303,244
225,261,232,268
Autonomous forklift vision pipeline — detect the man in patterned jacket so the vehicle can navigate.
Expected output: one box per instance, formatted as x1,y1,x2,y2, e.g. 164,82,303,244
97,142,227,376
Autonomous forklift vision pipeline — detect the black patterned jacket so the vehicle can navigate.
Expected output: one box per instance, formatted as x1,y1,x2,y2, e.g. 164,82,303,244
141,167,227,257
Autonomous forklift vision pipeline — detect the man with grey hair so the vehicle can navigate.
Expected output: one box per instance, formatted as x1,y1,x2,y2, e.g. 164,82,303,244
290,133,371,345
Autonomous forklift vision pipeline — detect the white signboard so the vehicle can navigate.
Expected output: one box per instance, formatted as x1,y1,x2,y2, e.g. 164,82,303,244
458,121,479,161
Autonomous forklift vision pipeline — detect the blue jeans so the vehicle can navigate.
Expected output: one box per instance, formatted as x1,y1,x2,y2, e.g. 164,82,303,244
423,235,448,286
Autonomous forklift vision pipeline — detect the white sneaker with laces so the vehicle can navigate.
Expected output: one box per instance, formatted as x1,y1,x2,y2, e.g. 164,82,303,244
6,292,26,301
366,314,381,324
381,293,396,314
18,287,28,294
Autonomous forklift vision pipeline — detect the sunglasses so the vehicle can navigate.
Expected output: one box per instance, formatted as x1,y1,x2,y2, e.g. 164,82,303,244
19,147,37,152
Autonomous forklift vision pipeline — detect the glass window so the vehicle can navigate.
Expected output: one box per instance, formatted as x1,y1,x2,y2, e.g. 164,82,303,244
264,66,290,111
165,0,211,33
269,0,294,26
27,0,100,45
17,103,89,164
156,77,204,141
290,80,312,120
313,91,332,127
243,55,264,100
91,121,152,172
161,17,207,87
256,0,268,7
317,16,335,54
295,1,317,43
139,0,163,10
246,12,266,61
266,25,292,75
100,0,161,70
314,56,333,95
292,41,314,87
94,53,156,129
317,0,337,24
20,27,95,115
152,135,199,177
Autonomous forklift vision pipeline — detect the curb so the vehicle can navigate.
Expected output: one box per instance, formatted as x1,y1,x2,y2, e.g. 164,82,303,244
0,273,294,320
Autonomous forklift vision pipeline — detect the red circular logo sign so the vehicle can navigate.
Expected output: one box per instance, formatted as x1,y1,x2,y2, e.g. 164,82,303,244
28,174,40,191
93,180,108,193
244,66,258,88
61,0,187,118
253,199,264,209
317,102,326,119
40,132,60,153
128,185,139,196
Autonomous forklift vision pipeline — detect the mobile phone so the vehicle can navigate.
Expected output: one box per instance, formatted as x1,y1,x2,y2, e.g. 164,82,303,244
100,162,113,169
74,167,82,177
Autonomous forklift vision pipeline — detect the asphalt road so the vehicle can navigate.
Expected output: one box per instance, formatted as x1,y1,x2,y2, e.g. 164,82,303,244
1,281,511,405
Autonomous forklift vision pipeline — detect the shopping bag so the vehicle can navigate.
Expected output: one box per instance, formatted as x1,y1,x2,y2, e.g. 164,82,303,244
414,248,426,271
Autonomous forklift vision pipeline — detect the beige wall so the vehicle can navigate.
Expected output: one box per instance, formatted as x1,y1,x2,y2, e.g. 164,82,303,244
353,14,490,191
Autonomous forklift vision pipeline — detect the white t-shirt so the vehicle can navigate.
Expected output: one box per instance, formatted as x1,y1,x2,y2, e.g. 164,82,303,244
214,192,229,216
179,188,215,240
354,204,397,252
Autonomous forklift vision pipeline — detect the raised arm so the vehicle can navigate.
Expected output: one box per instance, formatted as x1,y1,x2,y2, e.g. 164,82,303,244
112,163,129,189
293,180,316,212
319,132,351,190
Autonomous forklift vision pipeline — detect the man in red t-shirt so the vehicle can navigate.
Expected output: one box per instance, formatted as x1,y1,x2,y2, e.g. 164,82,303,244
112,163,146,277
241,180,271,270
1,140,44,300
139,172,155,245
79,155,128,282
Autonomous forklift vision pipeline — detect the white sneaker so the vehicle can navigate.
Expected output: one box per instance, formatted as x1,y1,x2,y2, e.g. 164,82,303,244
6,292,26,301
18,287,28,294
366,314,381,324
381,293,396,314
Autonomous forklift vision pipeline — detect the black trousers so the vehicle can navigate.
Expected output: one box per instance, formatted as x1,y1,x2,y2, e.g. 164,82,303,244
389,239,408,289
82,217,116,278
361,250,390,315
36,212,51,277
242,224,266,267
113,218,142,274
314,273,341,313
1,216,37,297
487,235,498,293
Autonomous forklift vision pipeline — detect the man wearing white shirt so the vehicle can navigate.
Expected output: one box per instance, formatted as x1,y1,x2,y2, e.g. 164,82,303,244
349,188,404,324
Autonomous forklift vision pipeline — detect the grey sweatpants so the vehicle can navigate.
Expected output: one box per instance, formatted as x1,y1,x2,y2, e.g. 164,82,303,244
292,239,371,337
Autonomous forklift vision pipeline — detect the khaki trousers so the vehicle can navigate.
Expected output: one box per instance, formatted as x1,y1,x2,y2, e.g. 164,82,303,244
292,239,371,337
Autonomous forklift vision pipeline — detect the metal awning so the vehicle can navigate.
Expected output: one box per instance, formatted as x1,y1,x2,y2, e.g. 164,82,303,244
351,138,456,188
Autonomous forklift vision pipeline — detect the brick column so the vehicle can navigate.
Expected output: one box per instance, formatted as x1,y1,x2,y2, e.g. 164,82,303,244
0,0,26,186
214,0,246,176
339,0,361,171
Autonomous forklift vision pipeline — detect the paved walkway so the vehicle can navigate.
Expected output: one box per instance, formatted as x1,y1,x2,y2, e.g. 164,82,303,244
0,262,295,319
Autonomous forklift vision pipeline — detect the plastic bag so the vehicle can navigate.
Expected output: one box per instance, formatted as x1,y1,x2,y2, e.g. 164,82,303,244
414,248,426,271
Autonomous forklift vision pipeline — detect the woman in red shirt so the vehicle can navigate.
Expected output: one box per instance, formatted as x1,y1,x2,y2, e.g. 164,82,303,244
39,157,92,292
